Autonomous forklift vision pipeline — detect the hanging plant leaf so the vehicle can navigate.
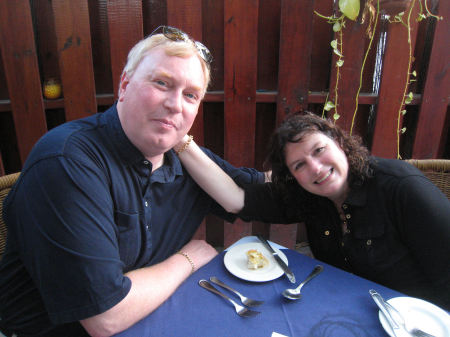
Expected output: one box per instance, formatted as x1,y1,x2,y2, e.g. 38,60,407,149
324,101,335,111
339,0,360,21
333,21,342,32
336,60,344,67
330,39,338,49
401,127,407,134
333,48,343,57
333,112,341,120
404,92,413,104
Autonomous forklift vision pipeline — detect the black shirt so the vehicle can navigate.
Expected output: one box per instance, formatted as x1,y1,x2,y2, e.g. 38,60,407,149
239,157,450,309
0,104,264,336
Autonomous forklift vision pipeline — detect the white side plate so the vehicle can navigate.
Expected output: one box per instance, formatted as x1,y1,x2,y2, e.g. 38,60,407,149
379,296,450,337
223,242,289,282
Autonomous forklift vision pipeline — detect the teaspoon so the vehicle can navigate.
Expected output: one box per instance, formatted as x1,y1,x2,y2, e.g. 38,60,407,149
282,265,323,300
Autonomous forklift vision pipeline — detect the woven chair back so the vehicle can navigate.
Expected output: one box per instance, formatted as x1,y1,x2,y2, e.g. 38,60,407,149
0,172,20,259
406,159,450,201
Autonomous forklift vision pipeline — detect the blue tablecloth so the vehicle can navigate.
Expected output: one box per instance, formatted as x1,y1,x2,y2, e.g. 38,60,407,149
114,246,402,337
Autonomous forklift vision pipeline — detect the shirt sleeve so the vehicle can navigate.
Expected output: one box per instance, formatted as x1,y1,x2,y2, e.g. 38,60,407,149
8,156,131,324
201,147,265,185
394,174,450,307
238,183,300,224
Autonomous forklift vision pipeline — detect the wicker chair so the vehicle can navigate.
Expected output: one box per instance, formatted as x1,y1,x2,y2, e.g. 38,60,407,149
0,172,20,260
406,159,450,200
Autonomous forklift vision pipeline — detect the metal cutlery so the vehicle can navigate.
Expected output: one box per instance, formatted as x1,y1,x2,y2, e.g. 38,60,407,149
382,299,436,337
209,276,264,307
199,280,261,317
369,290,436,337
257,235,296,283
282,265,323,300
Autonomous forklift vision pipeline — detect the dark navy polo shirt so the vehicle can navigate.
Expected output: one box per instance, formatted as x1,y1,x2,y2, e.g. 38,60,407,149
0,104,264,335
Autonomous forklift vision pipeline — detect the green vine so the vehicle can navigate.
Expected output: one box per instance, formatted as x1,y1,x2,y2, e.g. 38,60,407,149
350,0,379,136
314,11,346,122
315,0,443,158
387,0,442,158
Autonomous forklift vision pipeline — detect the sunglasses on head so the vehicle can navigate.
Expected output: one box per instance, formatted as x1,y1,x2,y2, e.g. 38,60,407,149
149,25,213,64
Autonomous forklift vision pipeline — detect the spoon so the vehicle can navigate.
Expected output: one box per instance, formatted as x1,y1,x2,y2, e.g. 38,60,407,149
282,265,323,300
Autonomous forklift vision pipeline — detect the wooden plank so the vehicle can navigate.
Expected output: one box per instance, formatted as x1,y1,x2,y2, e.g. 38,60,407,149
31,0,60,84
223,0,259,248
412,0,450,158
270,223,297,249
257,0,281,91
0,0,47,164
1,91,422,112
107,0,143,100
310,0,334,91
277,0,314,125
202,0,225,92
52,0,97,120
143,0,167,35
371,1,420,158
192,219,207,241
89,1,113,95
167,0,206,238
167,0,205,146
0,155,4,176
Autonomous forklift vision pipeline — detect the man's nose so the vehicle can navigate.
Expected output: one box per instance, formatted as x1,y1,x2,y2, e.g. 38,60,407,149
165,90,183,113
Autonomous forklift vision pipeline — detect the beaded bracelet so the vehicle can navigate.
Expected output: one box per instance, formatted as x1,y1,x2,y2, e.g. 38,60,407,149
177,251,196,275
176,135,193,155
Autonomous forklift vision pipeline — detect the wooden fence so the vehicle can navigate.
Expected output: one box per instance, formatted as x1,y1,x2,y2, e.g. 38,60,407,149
0,0,449,248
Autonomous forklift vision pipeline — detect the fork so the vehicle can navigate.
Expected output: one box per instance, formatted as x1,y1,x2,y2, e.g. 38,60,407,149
198,280,261,317
370,290,436,337
209,276,264,307
383,299,436,337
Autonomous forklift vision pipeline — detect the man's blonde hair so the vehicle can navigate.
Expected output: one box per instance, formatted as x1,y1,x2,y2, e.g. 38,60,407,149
120,34,211,96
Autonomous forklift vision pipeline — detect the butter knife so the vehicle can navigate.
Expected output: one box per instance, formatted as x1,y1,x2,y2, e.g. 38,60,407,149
369,290,410,337
257,235,296,283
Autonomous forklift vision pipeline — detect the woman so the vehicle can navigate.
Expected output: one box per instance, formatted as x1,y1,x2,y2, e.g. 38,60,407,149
175,112,450,310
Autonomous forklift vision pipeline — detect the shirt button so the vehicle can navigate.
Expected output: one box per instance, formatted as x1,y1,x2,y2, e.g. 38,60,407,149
146,225,149,230
324,230,330,236
345,229,351,234
346,214,351,219
341,242,345,247
145,201,149,207
366,239,372,246
143,160,150,165
342,204,348,209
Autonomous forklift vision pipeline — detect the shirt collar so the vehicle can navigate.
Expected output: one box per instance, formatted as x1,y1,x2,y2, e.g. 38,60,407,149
104,103,184,181
150,150,183,183
104,103,144,166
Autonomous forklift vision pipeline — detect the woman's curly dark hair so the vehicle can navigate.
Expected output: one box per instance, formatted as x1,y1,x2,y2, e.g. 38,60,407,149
265,112,372,206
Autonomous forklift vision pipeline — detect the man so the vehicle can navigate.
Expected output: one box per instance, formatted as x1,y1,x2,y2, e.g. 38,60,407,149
0,27,263,337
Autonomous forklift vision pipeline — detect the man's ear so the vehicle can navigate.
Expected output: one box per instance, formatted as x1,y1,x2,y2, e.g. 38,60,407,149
118,73,129,102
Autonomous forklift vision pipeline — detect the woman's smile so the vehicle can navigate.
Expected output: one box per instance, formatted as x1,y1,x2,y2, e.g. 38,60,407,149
315,168,333,184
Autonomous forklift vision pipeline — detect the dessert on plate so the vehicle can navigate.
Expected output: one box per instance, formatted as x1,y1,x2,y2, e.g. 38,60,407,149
246,249,269,269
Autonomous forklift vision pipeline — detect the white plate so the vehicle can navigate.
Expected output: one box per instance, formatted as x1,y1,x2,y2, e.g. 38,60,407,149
223,242,289,282
379,296,450,337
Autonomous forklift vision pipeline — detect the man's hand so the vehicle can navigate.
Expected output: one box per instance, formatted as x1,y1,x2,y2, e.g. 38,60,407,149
180,240,218,270
81,239,218,337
